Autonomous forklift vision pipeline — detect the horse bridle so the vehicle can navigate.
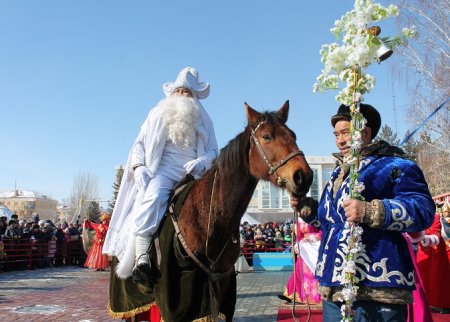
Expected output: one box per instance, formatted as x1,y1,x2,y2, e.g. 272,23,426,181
250,120,304,187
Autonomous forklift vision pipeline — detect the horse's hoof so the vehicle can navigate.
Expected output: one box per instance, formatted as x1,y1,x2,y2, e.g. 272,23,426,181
132,263,152,285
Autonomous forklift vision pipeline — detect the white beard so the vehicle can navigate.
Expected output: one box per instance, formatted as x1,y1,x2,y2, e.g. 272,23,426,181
159,96,200,149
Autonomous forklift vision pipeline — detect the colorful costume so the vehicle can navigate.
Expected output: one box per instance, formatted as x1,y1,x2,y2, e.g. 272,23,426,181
283,217,322,304
301,140,435,304
415,213,450,310
84,217,110,270
404,232,432,322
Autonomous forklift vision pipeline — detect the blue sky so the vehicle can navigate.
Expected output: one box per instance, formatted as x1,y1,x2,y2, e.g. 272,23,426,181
0,1,412,203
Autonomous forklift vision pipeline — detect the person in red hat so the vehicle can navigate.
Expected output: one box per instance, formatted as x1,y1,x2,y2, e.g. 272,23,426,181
84,214,111,271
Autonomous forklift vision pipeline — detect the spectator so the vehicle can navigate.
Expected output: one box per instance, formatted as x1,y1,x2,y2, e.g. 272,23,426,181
22,222,33,238
440,201,450,244
54,223,67,266
274,231,284,251
5,220,22,239
30,224,50,268
254,228,266,250
67,223,80,240
32,213,39,224
0,216,8,236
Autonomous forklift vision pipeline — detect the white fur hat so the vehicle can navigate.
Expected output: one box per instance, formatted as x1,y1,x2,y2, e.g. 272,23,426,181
162,67,210,99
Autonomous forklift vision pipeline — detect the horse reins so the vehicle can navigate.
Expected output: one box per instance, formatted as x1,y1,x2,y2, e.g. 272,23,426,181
171,120,305,320
250,120,304,186
171,170,237,320
251,120,312,322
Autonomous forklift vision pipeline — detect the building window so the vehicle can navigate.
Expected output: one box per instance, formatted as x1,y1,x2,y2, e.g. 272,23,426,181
281,189,290,208
270,184,280,208
322,166,335,184
262,182,270,208
310,168,319,200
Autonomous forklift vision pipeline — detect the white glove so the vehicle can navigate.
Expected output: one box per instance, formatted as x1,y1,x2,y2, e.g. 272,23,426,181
305,235,319,243
183,159,205,177
420,234,439,247
293,242,300,255
134,166,151,191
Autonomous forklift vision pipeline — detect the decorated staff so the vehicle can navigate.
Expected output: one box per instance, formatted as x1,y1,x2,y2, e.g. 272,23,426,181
314,1,416,321
289,1,436,321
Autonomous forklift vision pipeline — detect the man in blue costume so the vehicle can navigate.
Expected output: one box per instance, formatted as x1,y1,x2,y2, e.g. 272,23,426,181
291,103,435,321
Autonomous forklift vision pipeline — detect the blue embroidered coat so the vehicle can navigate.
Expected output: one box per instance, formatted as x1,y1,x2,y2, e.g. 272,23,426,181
307,146,435,290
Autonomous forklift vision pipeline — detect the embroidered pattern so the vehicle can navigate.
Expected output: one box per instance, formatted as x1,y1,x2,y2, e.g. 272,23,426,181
386,200,414,231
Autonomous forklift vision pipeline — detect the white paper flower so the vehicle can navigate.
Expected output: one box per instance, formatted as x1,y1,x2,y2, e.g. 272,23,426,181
314,0,416,105
342,287,356,301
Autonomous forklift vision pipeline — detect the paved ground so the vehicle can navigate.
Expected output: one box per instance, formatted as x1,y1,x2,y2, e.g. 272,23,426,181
0,266,291,322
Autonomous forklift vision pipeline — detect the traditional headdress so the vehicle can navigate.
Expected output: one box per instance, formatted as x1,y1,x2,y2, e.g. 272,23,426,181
331,103,381,139
100,214,111,222
162,67,210,99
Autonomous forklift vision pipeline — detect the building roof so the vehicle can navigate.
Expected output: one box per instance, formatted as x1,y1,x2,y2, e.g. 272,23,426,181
0,189,56,201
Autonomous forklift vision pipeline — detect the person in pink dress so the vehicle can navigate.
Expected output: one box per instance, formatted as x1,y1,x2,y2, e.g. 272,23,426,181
279,217,322,304
84,214,110,271
404,232,433,322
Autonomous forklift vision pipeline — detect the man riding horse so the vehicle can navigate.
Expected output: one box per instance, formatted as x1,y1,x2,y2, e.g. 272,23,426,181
103,68,313,321
103,67,218,282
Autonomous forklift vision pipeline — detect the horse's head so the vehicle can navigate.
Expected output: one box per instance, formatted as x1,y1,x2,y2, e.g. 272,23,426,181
245,100,313,197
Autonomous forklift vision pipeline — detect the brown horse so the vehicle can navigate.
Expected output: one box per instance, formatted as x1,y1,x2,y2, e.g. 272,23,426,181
147,100,313,321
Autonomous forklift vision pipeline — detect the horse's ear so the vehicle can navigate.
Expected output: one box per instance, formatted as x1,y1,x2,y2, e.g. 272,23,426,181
277,100,289,124
245,102,260,126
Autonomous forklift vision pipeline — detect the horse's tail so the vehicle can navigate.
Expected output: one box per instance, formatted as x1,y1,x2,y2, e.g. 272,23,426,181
115,234,136,279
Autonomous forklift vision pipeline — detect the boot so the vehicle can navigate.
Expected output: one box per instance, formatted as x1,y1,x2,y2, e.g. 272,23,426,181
132,235,152,284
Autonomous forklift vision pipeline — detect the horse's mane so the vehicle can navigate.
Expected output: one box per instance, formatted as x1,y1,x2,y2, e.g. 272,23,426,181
211,130,250,171
211,110,292,172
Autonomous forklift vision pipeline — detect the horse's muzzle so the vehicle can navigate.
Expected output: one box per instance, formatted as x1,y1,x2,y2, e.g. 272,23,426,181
292,168,313,197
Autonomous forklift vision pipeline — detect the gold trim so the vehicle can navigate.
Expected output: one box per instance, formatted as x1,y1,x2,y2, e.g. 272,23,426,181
107,302,227,322
106,301,155,319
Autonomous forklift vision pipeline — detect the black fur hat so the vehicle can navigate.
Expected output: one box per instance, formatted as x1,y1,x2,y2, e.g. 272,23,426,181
331,103,381,139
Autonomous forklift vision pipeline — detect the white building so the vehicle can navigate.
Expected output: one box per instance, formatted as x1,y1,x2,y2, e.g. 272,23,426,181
0,190,58,222
245,155,336,224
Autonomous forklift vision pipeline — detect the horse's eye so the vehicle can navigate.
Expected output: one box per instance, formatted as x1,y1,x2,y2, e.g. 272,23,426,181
262,134,273,142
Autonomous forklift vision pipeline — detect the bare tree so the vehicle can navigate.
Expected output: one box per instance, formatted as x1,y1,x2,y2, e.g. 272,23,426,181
394,0,450,195
67,171,100,222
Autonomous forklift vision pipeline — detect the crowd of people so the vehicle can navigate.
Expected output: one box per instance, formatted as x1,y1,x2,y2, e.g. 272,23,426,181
240,221,296,254
0,213,92,271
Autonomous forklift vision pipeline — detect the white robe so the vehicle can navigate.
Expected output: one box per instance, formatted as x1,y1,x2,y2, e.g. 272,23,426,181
103,99,218,265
